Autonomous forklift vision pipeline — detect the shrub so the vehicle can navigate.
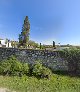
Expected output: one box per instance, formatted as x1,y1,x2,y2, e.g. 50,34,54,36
59,48,80,72
32,62,52,79
0,56,52,79
32,62,43,77
41,67,52,79
0,56,23,76
0,60,11,75
10,56,23,76
22,63,29,75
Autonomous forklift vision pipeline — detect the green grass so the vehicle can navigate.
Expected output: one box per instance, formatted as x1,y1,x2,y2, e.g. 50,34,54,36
0,74,80,92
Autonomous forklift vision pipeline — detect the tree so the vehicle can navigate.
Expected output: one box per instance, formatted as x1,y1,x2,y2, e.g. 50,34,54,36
53,41,55,47
19,16,30,47
11,41,19,48
28,40,39,48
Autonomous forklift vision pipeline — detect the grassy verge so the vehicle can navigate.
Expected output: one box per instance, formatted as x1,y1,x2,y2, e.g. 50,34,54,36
0,74,80,92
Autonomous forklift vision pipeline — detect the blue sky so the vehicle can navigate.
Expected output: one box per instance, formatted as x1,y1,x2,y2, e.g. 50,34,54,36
0,0,80,45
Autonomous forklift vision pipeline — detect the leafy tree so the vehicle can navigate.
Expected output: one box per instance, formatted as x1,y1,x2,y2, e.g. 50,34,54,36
11,41,19,48
28,40,39,48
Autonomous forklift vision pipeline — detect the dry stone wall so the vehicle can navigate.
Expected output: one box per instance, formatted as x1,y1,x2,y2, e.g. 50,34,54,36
0,48,68,71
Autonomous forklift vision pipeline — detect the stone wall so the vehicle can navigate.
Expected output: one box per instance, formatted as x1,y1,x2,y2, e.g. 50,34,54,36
0,48,68,71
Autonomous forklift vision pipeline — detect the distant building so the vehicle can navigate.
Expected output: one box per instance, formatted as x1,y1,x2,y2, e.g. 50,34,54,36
0,38,12,48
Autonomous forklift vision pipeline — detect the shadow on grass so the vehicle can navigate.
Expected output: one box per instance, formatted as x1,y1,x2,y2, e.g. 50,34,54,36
52,70,80,77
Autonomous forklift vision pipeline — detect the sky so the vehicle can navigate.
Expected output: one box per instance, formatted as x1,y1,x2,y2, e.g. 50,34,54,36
0,0,80,45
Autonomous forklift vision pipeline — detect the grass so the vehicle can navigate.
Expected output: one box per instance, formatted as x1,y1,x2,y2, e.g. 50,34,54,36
0,74,80,92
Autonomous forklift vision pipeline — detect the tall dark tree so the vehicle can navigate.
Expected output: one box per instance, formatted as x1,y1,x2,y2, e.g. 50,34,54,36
53,41,55,47
19,16,30,47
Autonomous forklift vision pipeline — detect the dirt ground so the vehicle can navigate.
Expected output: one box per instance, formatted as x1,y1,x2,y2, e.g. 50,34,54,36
0,88,16,92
